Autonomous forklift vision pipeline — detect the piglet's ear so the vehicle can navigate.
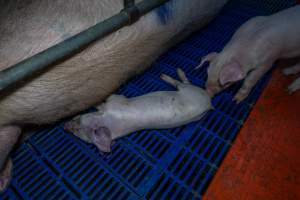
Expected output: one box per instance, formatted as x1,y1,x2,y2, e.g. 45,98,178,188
219,61,245,86
91,127,113,153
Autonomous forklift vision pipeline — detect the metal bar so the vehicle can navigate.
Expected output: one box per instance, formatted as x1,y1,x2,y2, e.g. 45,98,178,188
0,0,169,91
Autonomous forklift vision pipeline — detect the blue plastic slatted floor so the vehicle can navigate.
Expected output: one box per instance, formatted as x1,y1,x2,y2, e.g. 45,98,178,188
0,0,296,199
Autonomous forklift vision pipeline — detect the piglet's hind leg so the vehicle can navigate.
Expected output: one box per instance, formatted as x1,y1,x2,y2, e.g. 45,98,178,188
177,68,190,84
161,74,181,88
160,68,190,88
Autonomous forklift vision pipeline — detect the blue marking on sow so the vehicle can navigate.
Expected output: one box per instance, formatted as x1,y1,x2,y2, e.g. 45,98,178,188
0,0,296,199
156,0,174,25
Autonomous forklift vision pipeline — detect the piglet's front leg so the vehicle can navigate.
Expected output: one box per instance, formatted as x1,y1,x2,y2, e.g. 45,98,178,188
287,77,300,94
283,63,300,94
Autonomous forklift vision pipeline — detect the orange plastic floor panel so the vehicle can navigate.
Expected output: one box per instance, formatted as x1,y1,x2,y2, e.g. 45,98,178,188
203,65,300,200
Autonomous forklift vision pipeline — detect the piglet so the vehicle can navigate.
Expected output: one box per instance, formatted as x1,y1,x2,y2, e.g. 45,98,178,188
197,5,300,102
65,68,212,152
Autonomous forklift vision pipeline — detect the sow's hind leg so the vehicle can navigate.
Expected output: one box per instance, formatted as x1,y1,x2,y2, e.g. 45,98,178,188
0,126,21,192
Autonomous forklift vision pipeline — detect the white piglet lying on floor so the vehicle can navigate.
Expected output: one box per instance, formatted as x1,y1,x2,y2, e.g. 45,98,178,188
65,68,212,152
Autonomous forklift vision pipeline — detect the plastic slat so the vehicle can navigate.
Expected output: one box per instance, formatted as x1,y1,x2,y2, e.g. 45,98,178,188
0,0,296,199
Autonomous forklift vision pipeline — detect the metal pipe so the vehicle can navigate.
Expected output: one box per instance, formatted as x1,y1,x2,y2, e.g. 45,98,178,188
0,0,169,91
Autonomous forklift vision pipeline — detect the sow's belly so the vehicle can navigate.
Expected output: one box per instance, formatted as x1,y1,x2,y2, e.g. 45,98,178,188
0,0,227,125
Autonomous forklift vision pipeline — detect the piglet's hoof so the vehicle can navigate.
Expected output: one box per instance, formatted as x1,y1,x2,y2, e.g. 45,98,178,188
287,77,300,94
0,159,13,192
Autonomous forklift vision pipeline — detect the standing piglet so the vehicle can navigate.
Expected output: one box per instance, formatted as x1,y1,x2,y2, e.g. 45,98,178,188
0,0,228,191
199,5,300,101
